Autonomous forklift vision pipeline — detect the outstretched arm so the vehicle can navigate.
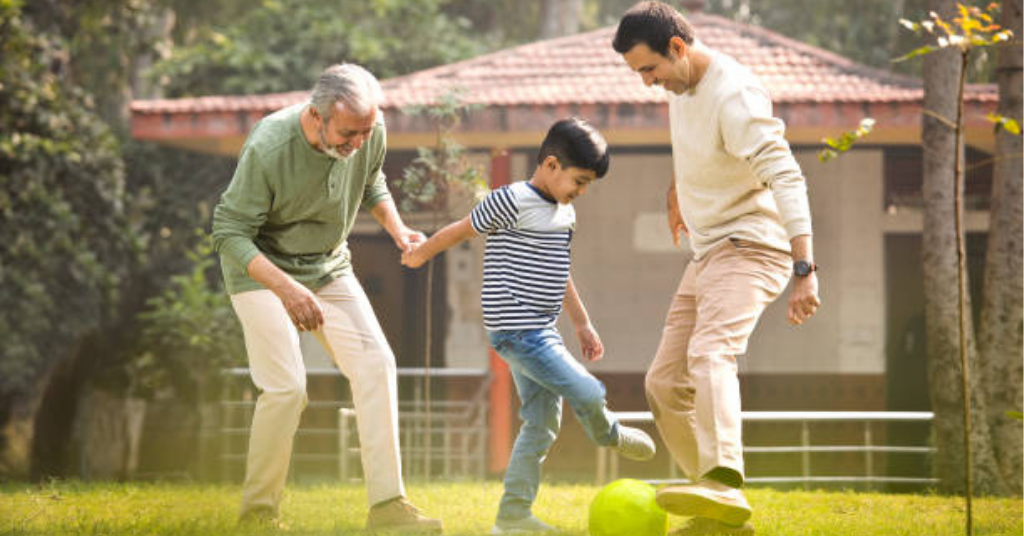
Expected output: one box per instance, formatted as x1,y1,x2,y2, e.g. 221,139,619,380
371,198,427,253
564,275,604,362
401,216,476,268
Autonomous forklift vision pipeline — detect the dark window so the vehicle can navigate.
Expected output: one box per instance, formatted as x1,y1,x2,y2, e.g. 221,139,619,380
883,146,993,210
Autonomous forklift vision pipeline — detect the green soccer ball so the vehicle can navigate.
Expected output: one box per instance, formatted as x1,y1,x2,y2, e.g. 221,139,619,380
588,478,668,536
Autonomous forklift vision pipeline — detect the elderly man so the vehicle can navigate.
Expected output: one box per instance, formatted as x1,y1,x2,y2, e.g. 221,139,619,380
613,3,822,535
212,63,442,533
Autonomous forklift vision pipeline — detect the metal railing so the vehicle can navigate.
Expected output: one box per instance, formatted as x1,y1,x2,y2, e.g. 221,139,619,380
219,367,489,482
596,411,937,488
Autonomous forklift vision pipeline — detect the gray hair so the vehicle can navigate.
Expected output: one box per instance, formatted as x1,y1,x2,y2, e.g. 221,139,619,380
310,63,384,120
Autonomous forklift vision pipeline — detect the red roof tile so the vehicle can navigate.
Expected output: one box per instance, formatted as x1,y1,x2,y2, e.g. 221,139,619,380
131,13,994,116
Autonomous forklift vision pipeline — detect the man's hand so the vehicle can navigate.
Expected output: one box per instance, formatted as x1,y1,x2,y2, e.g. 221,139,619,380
787,273,820,326
275,279,325,332
576,323,605,362
393,226,427,253
667,182,689,246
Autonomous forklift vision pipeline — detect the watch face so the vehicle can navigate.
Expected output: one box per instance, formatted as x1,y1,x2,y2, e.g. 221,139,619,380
794,261,811,276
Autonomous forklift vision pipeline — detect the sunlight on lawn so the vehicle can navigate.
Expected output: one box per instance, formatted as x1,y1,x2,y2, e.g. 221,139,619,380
0,480,1020,535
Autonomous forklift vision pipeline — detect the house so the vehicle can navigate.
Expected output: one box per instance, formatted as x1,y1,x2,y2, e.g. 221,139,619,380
131,12,997,479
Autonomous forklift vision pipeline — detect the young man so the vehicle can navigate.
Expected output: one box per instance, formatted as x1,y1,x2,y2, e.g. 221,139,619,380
211,63,442,534
402,118,656,534
613,3,822,535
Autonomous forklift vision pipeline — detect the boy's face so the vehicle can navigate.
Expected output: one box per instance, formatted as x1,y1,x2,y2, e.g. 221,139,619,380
621,38,690,95
537,156,597,204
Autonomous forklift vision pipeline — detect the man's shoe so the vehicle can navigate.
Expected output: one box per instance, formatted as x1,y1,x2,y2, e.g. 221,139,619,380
669,517,755,536
656,481,752,526
615,426,656,461
490,515,556,534
238,505,289,530
366,497,443,534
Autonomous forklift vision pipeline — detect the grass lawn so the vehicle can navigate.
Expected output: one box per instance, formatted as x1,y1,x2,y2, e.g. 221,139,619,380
1,480,1020,536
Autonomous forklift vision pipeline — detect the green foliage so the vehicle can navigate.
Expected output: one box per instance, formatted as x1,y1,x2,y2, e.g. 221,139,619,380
895,2,1014,62
391,91,489,216
818,118,876,163
129,232,244,402
705,0,938,78
1007,410,1023,421
150,0,486,97
0,0,135,398
985,111,1022,135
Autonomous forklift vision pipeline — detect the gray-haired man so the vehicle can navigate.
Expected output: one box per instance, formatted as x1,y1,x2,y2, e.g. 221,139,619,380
212,63,442,533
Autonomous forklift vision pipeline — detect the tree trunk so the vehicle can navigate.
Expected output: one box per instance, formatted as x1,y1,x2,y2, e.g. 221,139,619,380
977,0,1023,493
921,0,1007,495
72,386,147,480
538,0,581,40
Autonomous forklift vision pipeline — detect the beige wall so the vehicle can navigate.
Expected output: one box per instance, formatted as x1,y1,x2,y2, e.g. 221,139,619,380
439,147,892,377
557,149,888,375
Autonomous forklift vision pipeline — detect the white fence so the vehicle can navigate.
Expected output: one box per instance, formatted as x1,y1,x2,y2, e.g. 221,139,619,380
596,411,937,488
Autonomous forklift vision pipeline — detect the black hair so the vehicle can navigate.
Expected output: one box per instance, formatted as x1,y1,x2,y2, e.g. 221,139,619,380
536,118,610,178
612,1,695,56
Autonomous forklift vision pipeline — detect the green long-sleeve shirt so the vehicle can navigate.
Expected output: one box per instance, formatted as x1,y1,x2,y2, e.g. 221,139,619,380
211,103,391,294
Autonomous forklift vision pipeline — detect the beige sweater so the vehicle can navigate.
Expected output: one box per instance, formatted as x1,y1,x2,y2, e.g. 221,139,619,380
669,43,812,260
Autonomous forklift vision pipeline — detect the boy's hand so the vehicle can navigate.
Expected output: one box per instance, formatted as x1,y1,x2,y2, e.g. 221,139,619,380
401,245,428,269
576,324,604,362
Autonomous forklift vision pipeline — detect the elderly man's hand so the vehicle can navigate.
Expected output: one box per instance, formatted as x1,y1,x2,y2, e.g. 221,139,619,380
393,227,427,253
276,280,325,332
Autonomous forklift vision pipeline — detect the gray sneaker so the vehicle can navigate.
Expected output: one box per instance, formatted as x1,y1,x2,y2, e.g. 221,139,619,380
615,426,656,461
490,515,556,534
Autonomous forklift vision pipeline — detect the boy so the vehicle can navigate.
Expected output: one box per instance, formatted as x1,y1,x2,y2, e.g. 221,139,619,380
402,118,656,534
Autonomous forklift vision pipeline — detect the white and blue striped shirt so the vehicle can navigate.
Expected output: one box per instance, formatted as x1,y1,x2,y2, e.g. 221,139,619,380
471,182,575,331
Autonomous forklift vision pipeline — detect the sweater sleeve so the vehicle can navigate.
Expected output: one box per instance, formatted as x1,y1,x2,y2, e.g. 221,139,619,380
211,145,272,271
361,121,393,210
719,86,813,238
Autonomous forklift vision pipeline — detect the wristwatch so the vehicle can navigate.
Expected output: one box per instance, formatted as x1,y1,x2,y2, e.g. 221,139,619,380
793,260,818,277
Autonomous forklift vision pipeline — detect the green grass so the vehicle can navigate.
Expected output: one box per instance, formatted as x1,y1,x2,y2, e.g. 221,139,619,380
0,480,1020,535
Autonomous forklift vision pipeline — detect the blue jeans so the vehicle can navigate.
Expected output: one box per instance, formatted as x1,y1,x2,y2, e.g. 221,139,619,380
488,328,621,521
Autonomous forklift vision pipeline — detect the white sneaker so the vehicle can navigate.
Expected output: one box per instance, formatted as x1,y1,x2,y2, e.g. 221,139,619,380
615,426,656,461
490,515,556,534
656,480,752,526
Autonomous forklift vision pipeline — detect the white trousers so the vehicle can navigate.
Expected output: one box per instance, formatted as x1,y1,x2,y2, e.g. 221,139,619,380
231,274,404,514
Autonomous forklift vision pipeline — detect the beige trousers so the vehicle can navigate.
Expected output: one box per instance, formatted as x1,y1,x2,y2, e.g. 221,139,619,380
645,239,790,484
231,274,404,515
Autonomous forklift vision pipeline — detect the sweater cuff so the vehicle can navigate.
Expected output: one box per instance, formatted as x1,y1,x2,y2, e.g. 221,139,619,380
221,237,261,272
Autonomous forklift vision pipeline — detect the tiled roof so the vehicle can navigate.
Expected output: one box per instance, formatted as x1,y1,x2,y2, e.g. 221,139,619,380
131,13,993,116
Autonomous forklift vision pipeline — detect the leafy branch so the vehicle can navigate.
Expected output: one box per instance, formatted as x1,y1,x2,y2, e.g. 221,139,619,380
818,118,876,162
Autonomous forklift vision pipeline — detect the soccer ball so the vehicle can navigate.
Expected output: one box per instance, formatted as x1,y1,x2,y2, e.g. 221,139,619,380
588,478,668,536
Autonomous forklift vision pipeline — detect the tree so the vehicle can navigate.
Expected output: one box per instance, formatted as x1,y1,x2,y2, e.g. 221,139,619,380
390,92,488,479
976,0,1022,493
539,0,583,39
0,0,135,476
899,0,1018,522
149,0,486,97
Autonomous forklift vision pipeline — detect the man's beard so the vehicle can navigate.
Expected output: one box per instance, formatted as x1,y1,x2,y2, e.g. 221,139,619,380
318,124,351,160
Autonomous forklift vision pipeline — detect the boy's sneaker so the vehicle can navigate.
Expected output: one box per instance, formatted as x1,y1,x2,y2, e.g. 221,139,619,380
490,515,556,534
365,497,443,534
670,517,755,536
615,426,656,461
656,480,752,526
